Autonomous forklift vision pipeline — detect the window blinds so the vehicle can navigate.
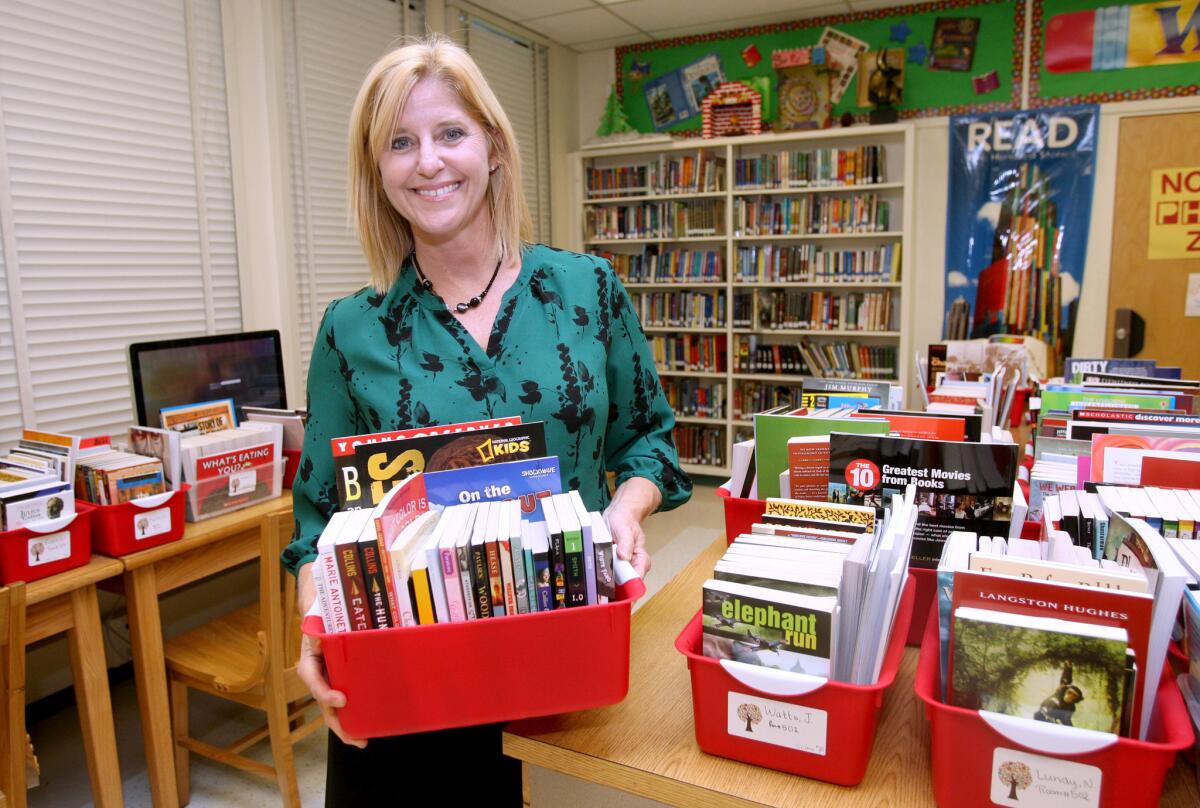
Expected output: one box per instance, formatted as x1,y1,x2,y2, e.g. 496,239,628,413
463,16,552,243
0,0,240,440
285,0,423,380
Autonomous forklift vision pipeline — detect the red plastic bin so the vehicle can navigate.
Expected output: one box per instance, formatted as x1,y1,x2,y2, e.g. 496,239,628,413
717,485,766,544
304,575,646,738
282,448,300,489
87,485,190,556
915,612,1194,808
0,502,95,584
673,575,915,786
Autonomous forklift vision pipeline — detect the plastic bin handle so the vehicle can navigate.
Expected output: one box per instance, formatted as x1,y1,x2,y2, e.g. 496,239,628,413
613,558,639,586
24,511,80,534
978,710,1118,755
718,659,828,697
128,489,176,509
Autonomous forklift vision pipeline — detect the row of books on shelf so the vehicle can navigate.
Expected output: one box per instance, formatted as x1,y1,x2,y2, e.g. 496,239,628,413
631,290,726,329
585,151,725,198
312,472,617,632
731,145,888,189
595,248,723,285
732,289,893,332
702,491,914,684
732,381,804,421
584,200,722,241
648,334,727,374
660,378,726,420
673,424,726,467
733,242,900,284
734,336,898,380
733,195,890,237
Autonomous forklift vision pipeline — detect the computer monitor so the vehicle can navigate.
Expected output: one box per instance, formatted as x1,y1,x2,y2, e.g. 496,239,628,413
128,330,288,427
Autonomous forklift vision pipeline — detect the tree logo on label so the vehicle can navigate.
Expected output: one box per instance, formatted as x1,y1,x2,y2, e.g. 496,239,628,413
844,458,880,492
997,760,1032,801
737,703,762,733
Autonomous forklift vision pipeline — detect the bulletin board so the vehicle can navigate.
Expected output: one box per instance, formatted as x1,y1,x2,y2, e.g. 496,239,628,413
1031,0,1200,107
615,0,1023,136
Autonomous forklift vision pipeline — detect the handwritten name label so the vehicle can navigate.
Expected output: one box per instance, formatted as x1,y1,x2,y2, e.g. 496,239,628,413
990,747,1101,807
726,691,827,755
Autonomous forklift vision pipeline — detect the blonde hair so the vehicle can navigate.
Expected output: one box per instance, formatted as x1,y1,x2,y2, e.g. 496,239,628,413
348,34,532,293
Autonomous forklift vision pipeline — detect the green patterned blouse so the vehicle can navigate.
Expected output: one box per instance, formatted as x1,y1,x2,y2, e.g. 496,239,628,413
282,244,693,573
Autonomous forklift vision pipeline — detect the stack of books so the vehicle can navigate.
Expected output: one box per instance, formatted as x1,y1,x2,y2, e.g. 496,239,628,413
0,429,79,530
702,492,916,684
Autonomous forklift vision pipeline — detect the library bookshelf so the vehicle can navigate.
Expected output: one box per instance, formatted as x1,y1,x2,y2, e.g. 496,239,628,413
571,124,915,479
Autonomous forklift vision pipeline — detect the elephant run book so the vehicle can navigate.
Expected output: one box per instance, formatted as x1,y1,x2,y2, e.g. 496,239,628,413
826,434,1017,568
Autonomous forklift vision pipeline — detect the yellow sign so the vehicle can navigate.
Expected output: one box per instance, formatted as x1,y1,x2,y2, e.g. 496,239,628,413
1128,1,1200,69
1149,166,1200,259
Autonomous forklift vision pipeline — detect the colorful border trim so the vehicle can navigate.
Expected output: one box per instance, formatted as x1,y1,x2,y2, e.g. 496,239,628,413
1028,0,1200,107
614,0,1024,132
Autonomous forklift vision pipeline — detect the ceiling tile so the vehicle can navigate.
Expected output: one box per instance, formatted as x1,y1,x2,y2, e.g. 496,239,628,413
572,32,655,52
521,7,640,45
485,0,594,21
613,0,849,32
643,4,849,40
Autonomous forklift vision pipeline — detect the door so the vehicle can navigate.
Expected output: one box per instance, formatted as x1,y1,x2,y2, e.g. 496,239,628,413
1106,112,1200,377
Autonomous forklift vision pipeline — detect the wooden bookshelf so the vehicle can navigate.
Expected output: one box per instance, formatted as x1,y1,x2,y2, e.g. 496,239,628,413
571,124,915,479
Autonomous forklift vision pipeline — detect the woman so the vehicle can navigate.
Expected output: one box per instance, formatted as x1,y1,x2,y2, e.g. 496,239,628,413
282,35,691,805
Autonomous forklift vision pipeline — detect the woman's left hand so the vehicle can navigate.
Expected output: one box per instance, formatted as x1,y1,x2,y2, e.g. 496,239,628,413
603,476,662,578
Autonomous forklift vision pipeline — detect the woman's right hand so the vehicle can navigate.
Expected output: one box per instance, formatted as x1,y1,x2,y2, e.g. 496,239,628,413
296,563,367,749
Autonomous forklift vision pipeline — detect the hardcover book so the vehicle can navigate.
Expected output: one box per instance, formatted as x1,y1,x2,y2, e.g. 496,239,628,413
950,606,1130,734
345,422,548,510
422,455,561,518
701,578,838,676
827,434,1017,568
553,493,587,607
543,495,568,609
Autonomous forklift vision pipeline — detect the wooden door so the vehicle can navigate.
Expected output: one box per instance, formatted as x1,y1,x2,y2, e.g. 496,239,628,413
1106,112,1200,377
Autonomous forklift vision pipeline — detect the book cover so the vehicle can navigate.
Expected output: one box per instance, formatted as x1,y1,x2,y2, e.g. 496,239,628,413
330,416,521,510
929,16,979,71
592,516,616,604
422,455,562,518
187,442,277,517
827,434,1017,568
554,493,587,607
950,606,1130,734
1091,434,1200,486
1,482,72,530
849,410,967,441
159,399,237,434
568,491,598,607
436,505,467,622
497,499,520,616
128,425,183,490
454,504,479,620
469,501,494,619
314,512,358,634
336,534,372,632
347,422,548,510
786,436,830,500
484,499,506,617
754,413,889,500
409,555,435,625
524,520,553,612
543,495,568,609
357,537,393,629
764,497,875,532
701,578,838,676
385,509,438,627
370,473,429,625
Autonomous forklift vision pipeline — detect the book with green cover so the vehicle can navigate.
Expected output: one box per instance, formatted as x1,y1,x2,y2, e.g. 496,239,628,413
1039,391,1178,429
753,414,890,500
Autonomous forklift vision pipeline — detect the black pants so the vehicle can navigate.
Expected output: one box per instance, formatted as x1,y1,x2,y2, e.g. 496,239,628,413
325,724,523,806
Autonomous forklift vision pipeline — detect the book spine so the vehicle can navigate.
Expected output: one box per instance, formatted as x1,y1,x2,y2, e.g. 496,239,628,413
311,551,333,632
439,546,466,622
411,567,435,625
524,546,537,612
511,530,528,615
336,544,372,632
548,527,568,609
499,538,519,615
533,545,552,611
594,537,615,604
387,550,417,627
471,542,493,619
357,543,393,629
456,543,477,620
318,549,350,633
582,524,597,606
372,521,400,625
485,539,506,617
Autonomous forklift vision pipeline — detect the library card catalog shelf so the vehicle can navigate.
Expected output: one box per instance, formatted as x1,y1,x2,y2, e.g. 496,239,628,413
572,124,915,479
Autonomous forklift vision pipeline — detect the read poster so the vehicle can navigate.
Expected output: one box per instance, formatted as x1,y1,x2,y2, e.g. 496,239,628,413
943,105,1099,375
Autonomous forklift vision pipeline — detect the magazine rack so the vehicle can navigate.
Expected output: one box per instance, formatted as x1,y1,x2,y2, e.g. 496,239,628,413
302,564,645,738
87,485,190,555
0,502,95,584
673,575,915,785
915,612,1193,808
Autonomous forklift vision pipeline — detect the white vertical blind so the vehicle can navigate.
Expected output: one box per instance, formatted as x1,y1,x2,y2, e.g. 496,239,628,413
285,0,423,379
464,16,552,242
0,226,20,443
0,0,241,439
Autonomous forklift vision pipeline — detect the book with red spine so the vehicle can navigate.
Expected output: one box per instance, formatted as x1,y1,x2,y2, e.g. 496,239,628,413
369,473,429,625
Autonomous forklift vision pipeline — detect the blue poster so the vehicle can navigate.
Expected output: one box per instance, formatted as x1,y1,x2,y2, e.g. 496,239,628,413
943,105,1098,373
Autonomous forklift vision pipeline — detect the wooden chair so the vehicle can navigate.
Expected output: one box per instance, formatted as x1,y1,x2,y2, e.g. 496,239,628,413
164,509,321,807
0,582,26,808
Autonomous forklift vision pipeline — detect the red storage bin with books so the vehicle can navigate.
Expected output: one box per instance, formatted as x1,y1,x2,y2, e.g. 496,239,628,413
915,613,1194,808
88,485,189,556
673,575,915,786
282,449,300,489
303,574,646,738
717,485,766,544
0,502,95,584
906,565,936,646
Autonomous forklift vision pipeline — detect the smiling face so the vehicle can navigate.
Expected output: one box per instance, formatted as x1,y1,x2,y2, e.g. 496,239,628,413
379,77,495,248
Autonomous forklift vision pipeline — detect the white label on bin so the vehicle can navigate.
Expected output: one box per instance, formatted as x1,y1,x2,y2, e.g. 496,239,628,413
228,470,256,496
990,747,1101,807
132,507,171,540
726,691,827,755
28,531,70,566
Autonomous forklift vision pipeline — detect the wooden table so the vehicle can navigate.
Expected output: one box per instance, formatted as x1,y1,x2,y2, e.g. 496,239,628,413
503,536,1200,807
26,554,125,808
105,492,292,808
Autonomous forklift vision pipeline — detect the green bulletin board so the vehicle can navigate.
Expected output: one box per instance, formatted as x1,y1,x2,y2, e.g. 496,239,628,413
616,0,1023,135
1031,0,1200,106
